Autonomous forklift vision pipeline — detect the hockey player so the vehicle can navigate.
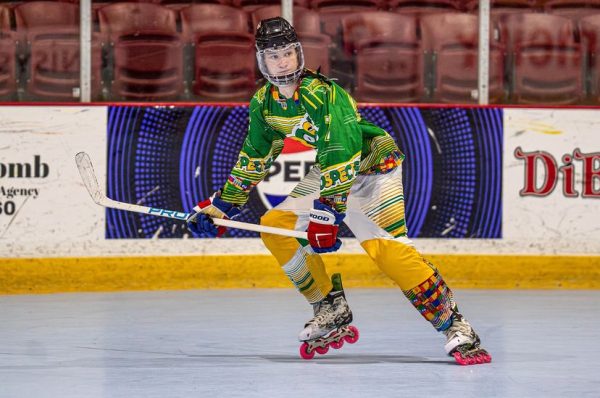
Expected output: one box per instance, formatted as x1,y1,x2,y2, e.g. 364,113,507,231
187,17,491,365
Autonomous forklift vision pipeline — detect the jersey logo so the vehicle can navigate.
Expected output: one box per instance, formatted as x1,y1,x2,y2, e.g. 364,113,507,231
291,114,319,145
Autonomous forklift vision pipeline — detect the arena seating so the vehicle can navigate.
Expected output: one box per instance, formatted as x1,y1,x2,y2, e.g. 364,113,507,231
545,0,600,20
159,0,231,12
0,29,16,99
466,0,539,14
181,4,256,100
342,12,424,102
99,2,184,100
311,0,383,38
498,12,584,104
231,0,316,12
231,0,282,13
251,5,318,31
389,0,462,14
0,0,593,104
0,4,9,29
180,3,250,38
14,1,102,100
421,12,506,103
579,14,600,102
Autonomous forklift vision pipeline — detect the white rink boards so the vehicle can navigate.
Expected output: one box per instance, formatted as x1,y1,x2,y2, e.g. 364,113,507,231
0,106,599,258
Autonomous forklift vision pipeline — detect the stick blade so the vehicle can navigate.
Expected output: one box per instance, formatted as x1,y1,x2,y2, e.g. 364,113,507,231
75,151,105,205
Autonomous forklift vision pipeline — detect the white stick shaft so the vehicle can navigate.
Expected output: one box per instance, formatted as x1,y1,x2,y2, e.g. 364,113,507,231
213,218,307,239
75,152,308,240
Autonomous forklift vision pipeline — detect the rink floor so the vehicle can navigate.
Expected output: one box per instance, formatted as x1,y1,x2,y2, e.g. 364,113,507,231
1,289,597,398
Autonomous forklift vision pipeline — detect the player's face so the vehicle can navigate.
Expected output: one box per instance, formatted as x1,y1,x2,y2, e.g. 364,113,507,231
263,46,299,76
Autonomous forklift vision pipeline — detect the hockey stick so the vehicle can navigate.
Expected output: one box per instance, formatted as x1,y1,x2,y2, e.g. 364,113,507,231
74,152,308,239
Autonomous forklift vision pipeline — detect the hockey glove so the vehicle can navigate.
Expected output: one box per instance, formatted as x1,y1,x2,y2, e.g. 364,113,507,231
186,192,241,237
307,199,345,253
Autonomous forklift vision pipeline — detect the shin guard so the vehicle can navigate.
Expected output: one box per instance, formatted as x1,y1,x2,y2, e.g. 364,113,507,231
403,270,456,331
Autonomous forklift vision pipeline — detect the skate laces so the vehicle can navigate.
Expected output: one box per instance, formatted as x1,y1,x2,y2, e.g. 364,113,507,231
444,317,473,339
307,293,347,327
307,303,335,327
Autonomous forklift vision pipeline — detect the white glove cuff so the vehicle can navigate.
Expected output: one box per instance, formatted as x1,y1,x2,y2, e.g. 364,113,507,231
309,209,336,225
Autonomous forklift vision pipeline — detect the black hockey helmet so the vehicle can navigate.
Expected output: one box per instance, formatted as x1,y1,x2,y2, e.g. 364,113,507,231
255,17,305,86
255,17,298,51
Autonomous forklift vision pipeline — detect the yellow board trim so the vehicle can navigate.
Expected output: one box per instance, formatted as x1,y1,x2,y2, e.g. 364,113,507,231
1,254,599,294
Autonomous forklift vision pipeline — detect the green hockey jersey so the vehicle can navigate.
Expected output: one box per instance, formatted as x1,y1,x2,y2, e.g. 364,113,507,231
220,70,404,212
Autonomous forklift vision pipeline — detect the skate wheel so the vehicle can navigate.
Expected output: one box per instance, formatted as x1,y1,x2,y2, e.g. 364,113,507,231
453,352,470,366
315,345,329,355
481,353,492,363
344,325,360,344
299,342,315,360
330,339,344,349
453,351,492,365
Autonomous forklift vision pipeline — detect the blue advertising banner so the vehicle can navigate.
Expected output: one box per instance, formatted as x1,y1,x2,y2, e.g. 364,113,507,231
106,106,502,239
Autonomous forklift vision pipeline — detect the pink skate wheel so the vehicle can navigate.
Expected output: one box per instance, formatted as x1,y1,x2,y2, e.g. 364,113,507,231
344,325,360,344
299,342,315,360
315,345,329,355
330,339,344,349
453,352,469,365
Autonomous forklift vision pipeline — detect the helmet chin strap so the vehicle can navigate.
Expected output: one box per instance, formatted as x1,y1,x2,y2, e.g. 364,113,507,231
273,76,300,88
264,68,304,87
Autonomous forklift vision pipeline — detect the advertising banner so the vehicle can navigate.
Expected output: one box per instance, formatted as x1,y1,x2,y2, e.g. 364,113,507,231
3,105,597,258
0,107,106,255
504,109,600,251
106,106,503,240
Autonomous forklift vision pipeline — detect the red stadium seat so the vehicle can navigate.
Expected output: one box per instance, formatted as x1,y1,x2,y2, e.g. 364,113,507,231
231,0,282,13
579,14,600,102
466,0,539,14
311,0,384,88
15,1,79,27
15,2,102,100
545,0,600,20
99,3,184,100
28,29,103,100
0,5,10,30
389,0,462,14
299,32,332,74
181,4,256,100
421,12,506,103
250,6,319,32
342,12,423,102
14,0,79,45
232,0,312,12
158,0,231,12
180,4,250,41
0,30,17,99
99,2,178,40
251,7,331,74
311,0,384,38
192,32,256,100
498,13,584,104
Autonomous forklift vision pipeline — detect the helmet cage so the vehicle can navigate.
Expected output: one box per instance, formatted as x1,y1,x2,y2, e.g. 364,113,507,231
256,42,305,86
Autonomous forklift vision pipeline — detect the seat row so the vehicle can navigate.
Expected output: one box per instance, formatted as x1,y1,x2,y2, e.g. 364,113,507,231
336,11,600,104
2,2,600,103
0,1,332,101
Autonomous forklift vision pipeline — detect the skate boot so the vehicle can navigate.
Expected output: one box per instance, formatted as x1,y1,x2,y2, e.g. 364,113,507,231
443,310,492,365
298,273,359,359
